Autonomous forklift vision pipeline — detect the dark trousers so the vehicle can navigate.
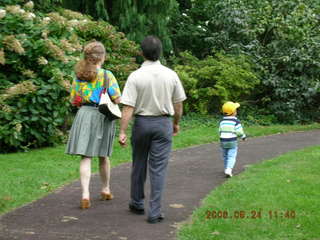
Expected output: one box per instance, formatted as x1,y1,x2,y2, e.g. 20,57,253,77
130,116,172,219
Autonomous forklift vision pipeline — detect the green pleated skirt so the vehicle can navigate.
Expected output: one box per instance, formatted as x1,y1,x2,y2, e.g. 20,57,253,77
65,106,116,157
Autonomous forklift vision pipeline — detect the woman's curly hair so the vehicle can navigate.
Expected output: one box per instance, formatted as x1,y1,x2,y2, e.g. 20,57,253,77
75,41,105,82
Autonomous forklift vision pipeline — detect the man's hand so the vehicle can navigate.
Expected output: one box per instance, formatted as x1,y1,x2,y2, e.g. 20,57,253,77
119,105,134,147
173,124,180,136
119,132,127,147
173,102,183,136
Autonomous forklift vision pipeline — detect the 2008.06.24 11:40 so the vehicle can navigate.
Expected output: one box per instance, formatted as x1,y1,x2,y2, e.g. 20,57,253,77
205,210,296,220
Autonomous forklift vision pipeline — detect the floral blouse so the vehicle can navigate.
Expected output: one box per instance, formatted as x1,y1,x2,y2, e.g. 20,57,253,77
70,68,121,107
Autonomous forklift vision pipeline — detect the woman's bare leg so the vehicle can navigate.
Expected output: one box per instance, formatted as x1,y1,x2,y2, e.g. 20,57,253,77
99,156,111,194
80,157,91,199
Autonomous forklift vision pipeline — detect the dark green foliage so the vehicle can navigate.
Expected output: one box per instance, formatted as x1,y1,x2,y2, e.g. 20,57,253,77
176,0,192,11
0,0,23,4
0,4,138,153
62,0,109,21
170,0,320,122
174,51,259,114
33,0,62,11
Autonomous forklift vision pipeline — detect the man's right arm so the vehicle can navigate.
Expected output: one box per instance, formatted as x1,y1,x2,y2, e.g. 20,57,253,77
173,102,183,136
119,105,135,146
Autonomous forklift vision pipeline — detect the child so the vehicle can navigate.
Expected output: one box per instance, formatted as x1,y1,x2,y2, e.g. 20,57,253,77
219,101,246,177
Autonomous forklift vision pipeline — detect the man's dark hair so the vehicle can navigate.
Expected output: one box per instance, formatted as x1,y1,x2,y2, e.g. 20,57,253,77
141,36,162,61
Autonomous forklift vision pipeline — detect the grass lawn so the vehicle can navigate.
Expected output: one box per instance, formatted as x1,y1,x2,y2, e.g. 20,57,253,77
177,146,320,240
0,117,319,216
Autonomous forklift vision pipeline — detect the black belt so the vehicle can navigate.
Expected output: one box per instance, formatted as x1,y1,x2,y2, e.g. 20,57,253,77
135,114,170,118
83,102,99,107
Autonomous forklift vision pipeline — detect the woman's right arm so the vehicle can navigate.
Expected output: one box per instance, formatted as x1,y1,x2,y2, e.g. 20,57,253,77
113,96,121,104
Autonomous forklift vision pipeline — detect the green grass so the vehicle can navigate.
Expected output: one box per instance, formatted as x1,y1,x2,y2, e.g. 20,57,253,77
177,146,320,240
173,120,320,149
0,117,319,216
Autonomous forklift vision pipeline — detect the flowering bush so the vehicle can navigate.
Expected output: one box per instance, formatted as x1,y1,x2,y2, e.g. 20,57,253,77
0,2,139,152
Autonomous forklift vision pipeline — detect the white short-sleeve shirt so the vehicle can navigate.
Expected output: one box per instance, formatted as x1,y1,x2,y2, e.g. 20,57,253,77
121,60,187,116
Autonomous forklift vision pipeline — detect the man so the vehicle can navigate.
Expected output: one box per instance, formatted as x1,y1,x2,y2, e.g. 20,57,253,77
119,36,186,223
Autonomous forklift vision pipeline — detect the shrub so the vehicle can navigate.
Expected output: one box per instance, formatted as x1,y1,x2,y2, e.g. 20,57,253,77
0,3,139,152
174,51,259,114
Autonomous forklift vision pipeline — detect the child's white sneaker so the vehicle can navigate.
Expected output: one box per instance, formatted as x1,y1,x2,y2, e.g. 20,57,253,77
224,168,233,178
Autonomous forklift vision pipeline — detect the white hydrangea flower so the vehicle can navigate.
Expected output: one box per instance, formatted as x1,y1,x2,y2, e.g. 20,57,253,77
24,1,34,10
68,19,79,26
38,57,48,65
24,12,36,20
79,19,89,25
0,9,6,19
19,9,26,14
6,5,21,14
42,17,51,24
41,30,48,38
15,123,22,133
197,25,207,32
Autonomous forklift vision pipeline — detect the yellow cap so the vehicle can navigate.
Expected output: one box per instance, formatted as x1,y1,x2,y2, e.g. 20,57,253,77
222,101,240,115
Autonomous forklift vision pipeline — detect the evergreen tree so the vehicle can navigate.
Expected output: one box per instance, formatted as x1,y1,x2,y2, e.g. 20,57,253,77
112,0,177,54
176,0,192,11
62,0,109,20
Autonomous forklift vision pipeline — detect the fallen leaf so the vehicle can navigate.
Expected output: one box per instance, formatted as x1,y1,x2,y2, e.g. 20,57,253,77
169,203,185,209
61,216,79,222
170,221,186,230
118,237,127,240
25,232,35,235
3,196,12,201
170,223,179,229
211,231,220,235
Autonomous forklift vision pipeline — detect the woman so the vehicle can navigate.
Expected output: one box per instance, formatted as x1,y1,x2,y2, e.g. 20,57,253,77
66,41,121,209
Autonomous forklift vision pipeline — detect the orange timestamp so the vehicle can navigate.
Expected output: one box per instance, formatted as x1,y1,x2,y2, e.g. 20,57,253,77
205,210,296,220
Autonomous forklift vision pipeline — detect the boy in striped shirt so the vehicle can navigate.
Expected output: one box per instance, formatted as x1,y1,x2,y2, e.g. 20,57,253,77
219,101,246,177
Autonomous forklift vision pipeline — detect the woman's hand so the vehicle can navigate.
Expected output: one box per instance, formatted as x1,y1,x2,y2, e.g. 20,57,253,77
113,97,121,104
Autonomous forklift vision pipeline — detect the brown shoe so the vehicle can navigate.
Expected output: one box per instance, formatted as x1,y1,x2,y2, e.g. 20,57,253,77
100,192,114,200
80,199,90,209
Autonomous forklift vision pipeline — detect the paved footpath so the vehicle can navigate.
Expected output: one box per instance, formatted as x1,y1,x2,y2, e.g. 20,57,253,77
1,130,319,240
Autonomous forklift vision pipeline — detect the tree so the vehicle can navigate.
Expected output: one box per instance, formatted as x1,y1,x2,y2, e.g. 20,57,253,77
59,0,177,55
110,0,177,54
